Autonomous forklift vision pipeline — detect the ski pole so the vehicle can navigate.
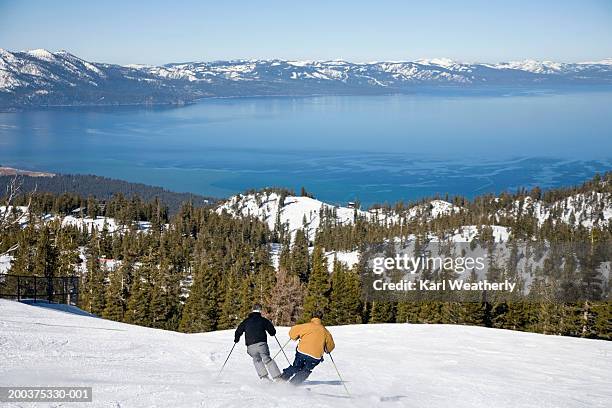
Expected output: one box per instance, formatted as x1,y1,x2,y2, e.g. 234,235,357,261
274,335,291,365
328,352,350,397
272,338,291,361
217,342,237,378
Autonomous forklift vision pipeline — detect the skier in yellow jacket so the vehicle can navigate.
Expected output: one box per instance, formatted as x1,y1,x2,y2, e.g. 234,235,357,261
279,313,335,384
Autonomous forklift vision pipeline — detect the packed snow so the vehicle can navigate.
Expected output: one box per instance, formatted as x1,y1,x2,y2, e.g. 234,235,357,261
0,254,12,273
1,299,610,407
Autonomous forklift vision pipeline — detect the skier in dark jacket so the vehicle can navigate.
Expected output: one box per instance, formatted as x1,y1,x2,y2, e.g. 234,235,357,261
234,304,281,380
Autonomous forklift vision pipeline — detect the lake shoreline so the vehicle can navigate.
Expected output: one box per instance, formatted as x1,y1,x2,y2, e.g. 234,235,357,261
3,84,612,113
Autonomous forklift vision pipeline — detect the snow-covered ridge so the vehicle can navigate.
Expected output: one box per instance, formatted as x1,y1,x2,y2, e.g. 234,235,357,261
496,191,612,228
216,191,463,241
217,192,364,241
0,48,109,92
149,56,612,86
217,188,612,245
3,49,612,107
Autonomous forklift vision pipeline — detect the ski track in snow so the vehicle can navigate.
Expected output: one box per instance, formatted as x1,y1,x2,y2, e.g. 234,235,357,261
0,299,611,407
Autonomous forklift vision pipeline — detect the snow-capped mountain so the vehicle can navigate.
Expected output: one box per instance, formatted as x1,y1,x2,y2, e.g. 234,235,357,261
2,48,612,108
146,57,612,87
0,49,205,108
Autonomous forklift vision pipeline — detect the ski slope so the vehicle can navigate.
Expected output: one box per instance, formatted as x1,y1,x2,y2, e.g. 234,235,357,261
0,300,610,408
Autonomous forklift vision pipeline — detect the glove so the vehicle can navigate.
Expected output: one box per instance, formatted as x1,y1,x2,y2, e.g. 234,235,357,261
234,338,239,343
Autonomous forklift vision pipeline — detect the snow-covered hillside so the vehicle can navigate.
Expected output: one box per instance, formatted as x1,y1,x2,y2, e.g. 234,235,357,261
217,192,364,240
495,192,612,228
0,49,203,108
370,199,462,225
217,192,462,241
218,189,612,245
1,299,610,408
1,205,154,234
3,48,612,108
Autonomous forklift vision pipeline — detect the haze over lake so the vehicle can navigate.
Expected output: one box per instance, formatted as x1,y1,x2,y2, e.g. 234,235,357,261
1,92,611,206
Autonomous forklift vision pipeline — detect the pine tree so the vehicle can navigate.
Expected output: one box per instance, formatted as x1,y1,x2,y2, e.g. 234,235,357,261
218,272,243,330
124,266,152,326
56,228,80,277
417,301,446,324
103,268,125,321
291,229,310,282
34,225,59,278
84,247,106,315
237,275,254,318
591,302,612,340
301,246,329,320
11,223,37,276
396,299,421,323
149,259,181,330
327,261,362,325
369,301,395,323
124,248,156,326
458,302,488,326
278,239,292,272
179,257,222,333
252,246,276,306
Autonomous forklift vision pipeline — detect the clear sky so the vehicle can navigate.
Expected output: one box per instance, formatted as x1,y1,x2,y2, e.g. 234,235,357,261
1,0,611,65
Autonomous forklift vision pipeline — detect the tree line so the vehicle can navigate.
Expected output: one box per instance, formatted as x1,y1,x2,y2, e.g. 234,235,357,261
0,174,609,340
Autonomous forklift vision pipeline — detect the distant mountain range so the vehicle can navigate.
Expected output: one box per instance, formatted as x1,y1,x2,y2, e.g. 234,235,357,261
2,48,612,109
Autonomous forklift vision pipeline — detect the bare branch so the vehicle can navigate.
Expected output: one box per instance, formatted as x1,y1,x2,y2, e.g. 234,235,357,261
0,243,19,258
0,175,36,235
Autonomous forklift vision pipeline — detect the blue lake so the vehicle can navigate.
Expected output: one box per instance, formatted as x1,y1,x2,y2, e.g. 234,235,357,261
0,93,611,206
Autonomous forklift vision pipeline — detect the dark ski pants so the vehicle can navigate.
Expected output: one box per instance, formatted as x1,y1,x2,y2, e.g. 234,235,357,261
281,350,322,385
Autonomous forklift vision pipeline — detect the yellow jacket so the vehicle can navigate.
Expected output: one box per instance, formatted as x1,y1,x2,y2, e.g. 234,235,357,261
289,318,335,359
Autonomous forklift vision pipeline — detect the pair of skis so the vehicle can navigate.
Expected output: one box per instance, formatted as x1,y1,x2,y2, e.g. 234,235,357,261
218,336,350,397
216,335,289,379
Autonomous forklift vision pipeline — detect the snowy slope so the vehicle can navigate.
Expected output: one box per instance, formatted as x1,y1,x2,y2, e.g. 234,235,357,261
1,299,610,408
